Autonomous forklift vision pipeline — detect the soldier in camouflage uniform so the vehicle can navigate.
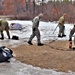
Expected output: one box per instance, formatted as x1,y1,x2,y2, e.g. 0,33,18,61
0,20,10,40
28,13,44,46
69,24,75,41
58,13,67,37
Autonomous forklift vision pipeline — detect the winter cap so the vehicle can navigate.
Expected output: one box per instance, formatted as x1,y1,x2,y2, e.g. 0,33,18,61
63,13,67,17
38,13,43,18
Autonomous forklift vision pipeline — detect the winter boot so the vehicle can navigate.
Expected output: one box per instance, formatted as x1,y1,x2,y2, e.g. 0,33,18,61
0,33,4,40
58,35,62,38
69,38,72,41
62,34,66,37
38,43,44,46
27,41,33,45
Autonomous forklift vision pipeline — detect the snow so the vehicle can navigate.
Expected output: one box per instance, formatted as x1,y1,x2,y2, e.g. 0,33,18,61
0,58,75,75
0,20,74,47
9,20,74,40
0,20,75,75
31,0,75,5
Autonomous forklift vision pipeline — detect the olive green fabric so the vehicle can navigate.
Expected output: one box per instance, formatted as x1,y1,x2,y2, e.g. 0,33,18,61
58,16,65,36
0,20,9,31
0,20,10,39
28,16,41,44
58,16,65,25
69,26,75,40
32,16,40,29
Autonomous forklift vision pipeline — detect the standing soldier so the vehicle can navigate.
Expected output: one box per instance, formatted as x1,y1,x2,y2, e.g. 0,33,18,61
27,13,44,46
0,20,10,40
58,13,67,37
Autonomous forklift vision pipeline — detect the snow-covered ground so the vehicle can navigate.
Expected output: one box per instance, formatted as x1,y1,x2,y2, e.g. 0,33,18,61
0,20,73,47
0,58,75,75
0,20,75,75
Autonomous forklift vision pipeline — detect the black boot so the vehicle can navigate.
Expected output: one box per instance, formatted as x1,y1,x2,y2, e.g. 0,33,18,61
69,38,72,41
0,33,4,40
6,31,10,39
8,36,10,39
62,34,66,37
27,41,33,45
58,35,62,38
38,43,44,46
0,37,4,40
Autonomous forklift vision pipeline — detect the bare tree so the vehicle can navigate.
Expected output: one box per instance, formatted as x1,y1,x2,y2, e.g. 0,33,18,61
14,0,22,15
42,0,44,13
33,0,35,17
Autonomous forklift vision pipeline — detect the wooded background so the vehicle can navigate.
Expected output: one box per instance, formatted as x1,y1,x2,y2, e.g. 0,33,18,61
0,0,75,23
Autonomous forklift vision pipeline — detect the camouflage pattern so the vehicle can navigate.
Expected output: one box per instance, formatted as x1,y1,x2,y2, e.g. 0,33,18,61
32,16,40,29
58,16,65,26
69,25,75,41
0,20,9,31
0,20,10,39
28,16,41,44
58,16,65,36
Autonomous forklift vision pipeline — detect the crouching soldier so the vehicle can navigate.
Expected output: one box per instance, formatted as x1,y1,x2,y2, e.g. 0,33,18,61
0,20,10,40
58,13,67,37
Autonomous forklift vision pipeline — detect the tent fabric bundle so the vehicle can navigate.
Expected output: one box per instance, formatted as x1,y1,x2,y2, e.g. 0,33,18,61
10,23,22,30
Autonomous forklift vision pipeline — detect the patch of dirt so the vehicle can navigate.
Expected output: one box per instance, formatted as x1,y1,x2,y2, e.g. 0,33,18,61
10,40,75,72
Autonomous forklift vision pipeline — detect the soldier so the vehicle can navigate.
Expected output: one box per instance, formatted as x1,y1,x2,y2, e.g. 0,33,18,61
0,20,10,40
58,13,67,37
69,24,75,41
27,13,44,46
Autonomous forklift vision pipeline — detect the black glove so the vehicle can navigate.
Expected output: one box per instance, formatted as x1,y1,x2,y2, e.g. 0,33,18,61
33,28,36,31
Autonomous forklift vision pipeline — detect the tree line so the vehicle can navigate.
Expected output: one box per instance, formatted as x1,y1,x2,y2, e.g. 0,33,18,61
0,0,75,23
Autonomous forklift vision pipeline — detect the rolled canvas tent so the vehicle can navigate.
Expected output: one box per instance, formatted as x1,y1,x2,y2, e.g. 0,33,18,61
10,23,22,30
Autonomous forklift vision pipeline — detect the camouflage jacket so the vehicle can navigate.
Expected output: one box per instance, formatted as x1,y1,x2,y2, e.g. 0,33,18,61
0,20,9,31
32,16,40,29
58,16,65,25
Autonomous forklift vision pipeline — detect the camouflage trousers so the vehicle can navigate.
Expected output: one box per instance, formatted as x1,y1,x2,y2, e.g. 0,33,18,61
58,25,65,36
28,28,41,44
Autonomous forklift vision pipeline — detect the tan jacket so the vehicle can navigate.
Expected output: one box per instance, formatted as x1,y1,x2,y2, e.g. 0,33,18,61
0,20,9,31
58,16,65,25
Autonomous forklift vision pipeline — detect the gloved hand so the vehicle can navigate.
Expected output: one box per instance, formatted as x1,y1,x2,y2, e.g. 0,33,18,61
33,28,36,31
